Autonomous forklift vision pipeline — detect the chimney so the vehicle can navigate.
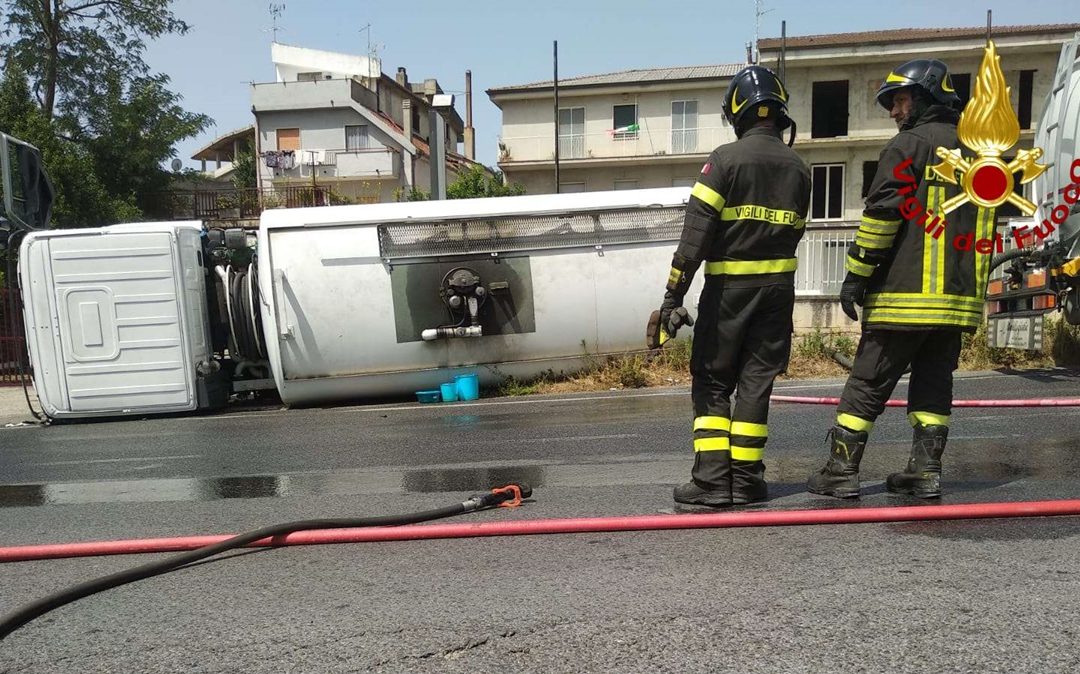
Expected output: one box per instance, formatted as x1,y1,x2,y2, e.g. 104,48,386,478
396,67,408,87
402,99,415,188
464,70,475,160
745,42,753,64
403,99,413,139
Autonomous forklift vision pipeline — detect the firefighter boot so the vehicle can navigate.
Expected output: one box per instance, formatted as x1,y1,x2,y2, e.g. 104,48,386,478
731,459,767,505
673,451,731,507
806,426,868,498
887,424,948,498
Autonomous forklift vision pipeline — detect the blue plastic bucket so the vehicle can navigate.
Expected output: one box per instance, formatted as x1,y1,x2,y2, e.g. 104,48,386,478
416,389,441,403
455,373,480,401
439,382,458,402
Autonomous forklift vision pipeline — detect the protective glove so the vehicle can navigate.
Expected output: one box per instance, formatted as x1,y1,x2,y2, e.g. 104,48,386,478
647,293,693,349
839,272,868,322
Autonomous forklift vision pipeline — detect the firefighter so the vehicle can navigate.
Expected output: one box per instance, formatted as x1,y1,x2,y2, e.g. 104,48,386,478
658,65,811,508
807,59,986,499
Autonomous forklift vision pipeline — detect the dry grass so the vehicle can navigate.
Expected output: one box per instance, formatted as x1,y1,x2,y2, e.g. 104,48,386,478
956,317,1080,370
492,319,1080,397
495,331,855,396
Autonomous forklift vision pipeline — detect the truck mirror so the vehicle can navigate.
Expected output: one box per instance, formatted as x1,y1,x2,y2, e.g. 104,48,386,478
1,132,55,230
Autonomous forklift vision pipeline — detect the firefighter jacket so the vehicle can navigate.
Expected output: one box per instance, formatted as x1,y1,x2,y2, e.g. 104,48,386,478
846,105,992,331
673,126,812,289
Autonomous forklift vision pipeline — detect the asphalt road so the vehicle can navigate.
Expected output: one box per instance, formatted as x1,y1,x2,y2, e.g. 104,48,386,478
1,369,1079,673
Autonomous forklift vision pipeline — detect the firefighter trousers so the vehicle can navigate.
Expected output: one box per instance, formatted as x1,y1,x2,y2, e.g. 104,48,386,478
688,279,794,485
836,328,963,433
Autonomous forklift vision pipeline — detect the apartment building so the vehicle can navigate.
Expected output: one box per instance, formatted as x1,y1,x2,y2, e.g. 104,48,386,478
249,42,477,204
489,24,1079,218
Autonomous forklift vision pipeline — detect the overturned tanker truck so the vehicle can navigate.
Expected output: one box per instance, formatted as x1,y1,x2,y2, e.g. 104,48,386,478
1,143,697,419
986,32,1080,348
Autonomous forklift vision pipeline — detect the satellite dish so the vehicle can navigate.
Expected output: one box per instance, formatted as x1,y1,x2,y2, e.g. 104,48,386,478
171,158,183,172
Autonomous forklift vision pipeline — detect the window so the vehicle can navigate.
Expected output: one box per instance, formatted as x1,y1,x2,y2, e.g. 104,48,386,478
345,125,370,151
1019,70,1035,129
614,179,638,190
559,182,586,193
276,128,300,151
811,81,849,138
672,177,696,187
811,164,844,220
558,107,585,159
297,72,323,82
411,106,421,138
861,161,878,199
612,104,638,139
671,100,698,154
951,73,971,109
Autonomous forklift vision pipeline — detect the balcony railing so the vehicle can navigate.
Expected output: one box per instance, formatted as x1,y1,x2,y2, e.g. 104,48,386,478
499,126,735,162
795,224,857,296
264,147,398,180
143,186,338,222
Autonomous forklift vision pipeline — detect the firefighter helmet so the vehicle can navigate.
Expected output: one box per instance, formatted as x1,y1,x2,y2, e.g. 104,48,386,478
723,65,790,134
875,59,961,111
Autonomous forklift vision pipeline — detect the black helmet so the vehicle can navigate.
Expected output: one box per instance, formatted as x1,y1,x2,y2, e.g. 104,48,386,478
723,65,790,134
875,59,960,111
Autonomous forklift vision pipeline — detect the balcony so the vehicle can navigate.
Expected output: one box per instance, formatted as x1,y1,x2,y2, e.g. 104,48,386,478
265,147,398,180
250,78,377,114
497,126,734,166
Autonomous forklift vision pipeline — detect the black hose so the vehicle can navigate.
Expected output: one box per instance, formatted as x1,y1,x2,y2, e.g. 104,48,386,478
0,484,532,641
827,347,911,376
990,247,1031,273
828,349,855,370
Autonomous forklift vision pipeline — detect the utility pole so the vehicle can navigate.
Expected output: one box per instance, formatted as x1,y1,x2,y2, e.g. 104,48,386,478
554,40,560,193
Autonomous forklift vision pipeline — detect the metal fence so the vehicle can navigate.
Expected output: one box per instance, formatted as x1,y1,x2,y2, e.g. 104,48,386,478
0,287,29,386
144,186,336,222
795,224,857,296
793,218,1026,294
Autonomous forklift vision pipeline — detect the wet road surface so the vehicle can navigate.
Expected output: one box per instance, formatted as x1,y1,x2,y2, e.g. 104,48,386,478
1,369,1079,672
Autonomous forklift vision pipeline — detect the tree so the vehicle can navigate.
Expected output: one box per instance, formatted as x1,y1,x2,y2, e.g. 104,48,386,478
232,151,257,190
82,72,210,214
0,60,134,227
447,164,526,199
0,0,212,227
3,0,190,122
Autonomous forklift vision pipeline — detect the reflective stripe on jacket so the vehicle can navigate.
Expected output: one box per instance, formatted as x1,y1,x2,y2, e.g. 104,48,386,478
846,105,992,330
677,126,812,288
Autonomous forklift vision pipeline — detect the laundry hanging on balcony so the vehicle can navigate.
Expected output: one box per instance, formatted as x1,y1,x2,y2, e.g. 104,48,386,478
261,150,296,170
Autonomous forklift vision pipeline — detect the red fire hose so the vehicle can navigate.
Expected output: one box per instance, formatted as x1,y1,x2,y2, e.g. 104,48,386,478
3,499,1080,564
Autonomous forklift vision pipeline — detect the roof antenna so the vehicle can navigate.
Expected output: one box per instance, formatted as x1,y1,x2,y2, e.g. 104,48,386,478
268,3,285,43
754,0,774,64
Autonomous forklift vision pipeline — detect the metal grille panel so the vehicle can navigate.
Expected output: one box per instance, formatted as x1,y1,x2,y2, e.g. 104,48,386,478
377,206,686,259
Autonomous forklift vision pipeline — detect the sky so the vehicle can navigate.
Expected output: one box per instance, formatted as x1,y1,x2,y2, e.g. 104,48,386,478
143,0,1076,170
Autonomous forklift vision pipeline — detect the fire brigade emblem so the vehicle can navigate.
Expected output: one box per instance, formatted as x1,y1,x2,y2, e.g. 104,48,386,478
929,40,1047,215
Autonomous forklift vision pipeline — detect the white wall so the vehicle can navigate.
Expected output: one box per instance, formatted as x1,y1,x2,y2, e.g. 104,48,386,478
507,162,705,196
498,85,734,162
494,39,1064,214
